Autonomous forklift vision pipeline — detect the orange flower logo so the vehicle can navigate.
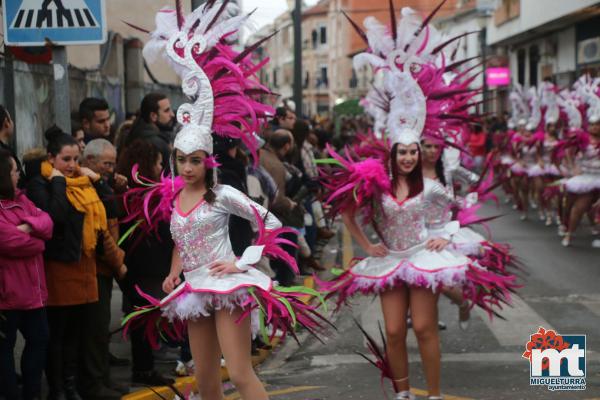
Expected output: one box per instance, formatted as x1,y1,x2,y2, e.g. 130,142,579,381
522,327,570,370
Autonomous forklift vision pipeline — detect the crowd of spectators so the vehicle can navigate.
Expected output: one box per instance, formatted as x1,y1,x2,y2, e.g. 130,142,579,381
0,97,337,400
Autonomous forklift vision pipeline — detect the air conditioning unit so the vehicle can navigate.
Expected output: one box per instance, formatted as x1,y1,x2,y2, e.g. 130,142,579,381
578,37,600,64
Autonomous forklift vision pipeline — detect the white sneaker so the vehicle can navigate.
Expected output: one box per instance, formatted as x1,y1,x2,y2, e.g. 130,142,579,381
520,213,528,221
175,360,195,376
558,225,567,236
538,212,546,221
395,390,416,400
545,216,553,226
592,239,600,248
561,235,571,247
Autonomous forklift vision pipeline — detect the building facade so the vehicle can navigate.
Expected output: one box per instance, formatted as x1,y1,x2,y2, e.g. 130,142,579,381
434,0,496,112
251,0,464,117
485,0,600,113
302,1,331,116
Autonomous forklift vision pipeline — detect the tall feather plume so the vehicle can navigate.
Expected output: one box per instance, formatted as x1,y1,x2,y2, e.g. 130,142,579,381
389,0,397,44
205,0,231,34
450,39,460,61
432,30,479,54
204,0,218,10
233,30,278,64
175,0,184,30
343,11,368,46
451,60,484,83
121,20,150,34
403,0,448,52
444,55,480,73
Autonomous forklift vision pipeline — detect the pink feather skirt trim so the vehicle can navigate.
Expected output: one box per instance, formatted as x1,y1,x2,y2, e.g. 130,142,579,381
318,246,520,318
123,282,330,349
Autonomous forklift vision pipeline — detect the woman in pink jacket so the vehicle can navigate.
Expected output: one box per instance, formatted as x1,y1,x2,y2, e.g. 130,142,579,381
0,149,53,400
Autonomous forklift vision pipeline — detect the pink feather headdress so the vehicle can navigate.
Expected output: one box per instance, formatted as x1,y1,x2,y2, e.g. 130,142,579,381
137,0,274,161
349,0,482,147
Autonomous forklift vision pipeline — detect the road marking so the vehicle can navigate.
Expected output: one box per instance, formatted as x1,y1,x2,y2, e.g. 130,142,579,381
526,293,600,318
225,385,323,399
473,294,554,347
310,351,600,366
225,384,474,400
410,388,474,400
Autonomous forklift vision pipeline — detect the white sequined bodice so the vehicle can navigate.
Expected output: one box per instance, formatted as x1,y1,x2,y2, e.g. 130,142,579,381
373,193,428,251
171,185,281,272
579,144,600,175
423,178,455,230
520,142,538,165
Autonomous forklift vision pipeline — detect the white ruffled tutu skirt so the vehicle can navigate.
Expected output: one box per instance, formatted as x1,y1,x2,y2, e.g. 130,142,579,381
564,174,600,194
318,240,520,317
527,164,562,177
510,163,530,176
318,242,475,307
161,266,272,322
450,227,487,256
500,155,514,166
124,265,327,348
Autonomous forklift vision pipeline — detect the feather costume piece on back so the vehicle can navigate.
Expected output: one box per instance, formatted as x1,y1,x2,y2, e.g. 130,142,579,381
317,144,391,222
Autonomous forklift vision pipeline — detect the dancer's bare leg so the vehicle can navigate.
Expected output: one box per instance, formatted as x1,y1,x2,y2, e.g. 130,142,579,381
410,287,441,397
380,286,410,392
567,193,595,236
533,176,545,216
188,316,224,400
520,176,530,217
215,308,268,400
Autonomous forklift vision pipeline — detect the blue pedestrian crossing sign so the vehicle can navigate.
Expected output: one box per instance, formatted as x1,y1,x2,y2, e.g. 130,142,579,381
2,0,107,46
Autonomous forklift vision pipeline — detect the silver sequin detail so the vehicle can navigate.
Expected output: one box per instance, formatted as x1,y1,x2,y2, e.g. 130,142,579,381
423,178,456,231
170,185,281,272
372,193,429,251
579,144,600,175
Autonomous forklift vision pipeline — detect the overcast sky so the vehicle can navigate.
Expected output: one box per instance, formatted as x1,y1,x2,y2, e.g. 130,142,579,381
241,0,319,30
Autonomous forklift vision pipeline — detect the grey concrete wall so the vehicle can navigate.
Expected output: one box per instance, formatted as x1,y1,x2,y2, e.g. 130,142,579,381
1,56,185,159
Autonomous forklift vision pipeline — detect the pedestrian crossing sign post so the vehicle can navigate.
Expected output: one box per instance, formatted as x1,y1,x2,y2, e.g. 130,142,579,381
2,0,107,46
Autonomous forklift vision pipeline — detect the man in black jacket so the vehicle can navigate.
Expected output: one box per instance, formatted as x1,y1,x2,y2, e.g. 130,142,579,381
124,93,175,174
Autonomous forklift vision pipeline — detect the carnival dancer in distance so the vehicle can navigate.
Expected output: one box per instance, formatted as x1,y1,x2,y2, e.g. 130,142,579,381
530,81,562,225
560,75,600,247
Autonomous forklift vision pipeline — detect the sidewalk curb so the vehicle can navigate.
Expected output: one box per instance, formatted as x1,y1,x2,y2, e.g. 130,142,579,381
123,276,315,400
